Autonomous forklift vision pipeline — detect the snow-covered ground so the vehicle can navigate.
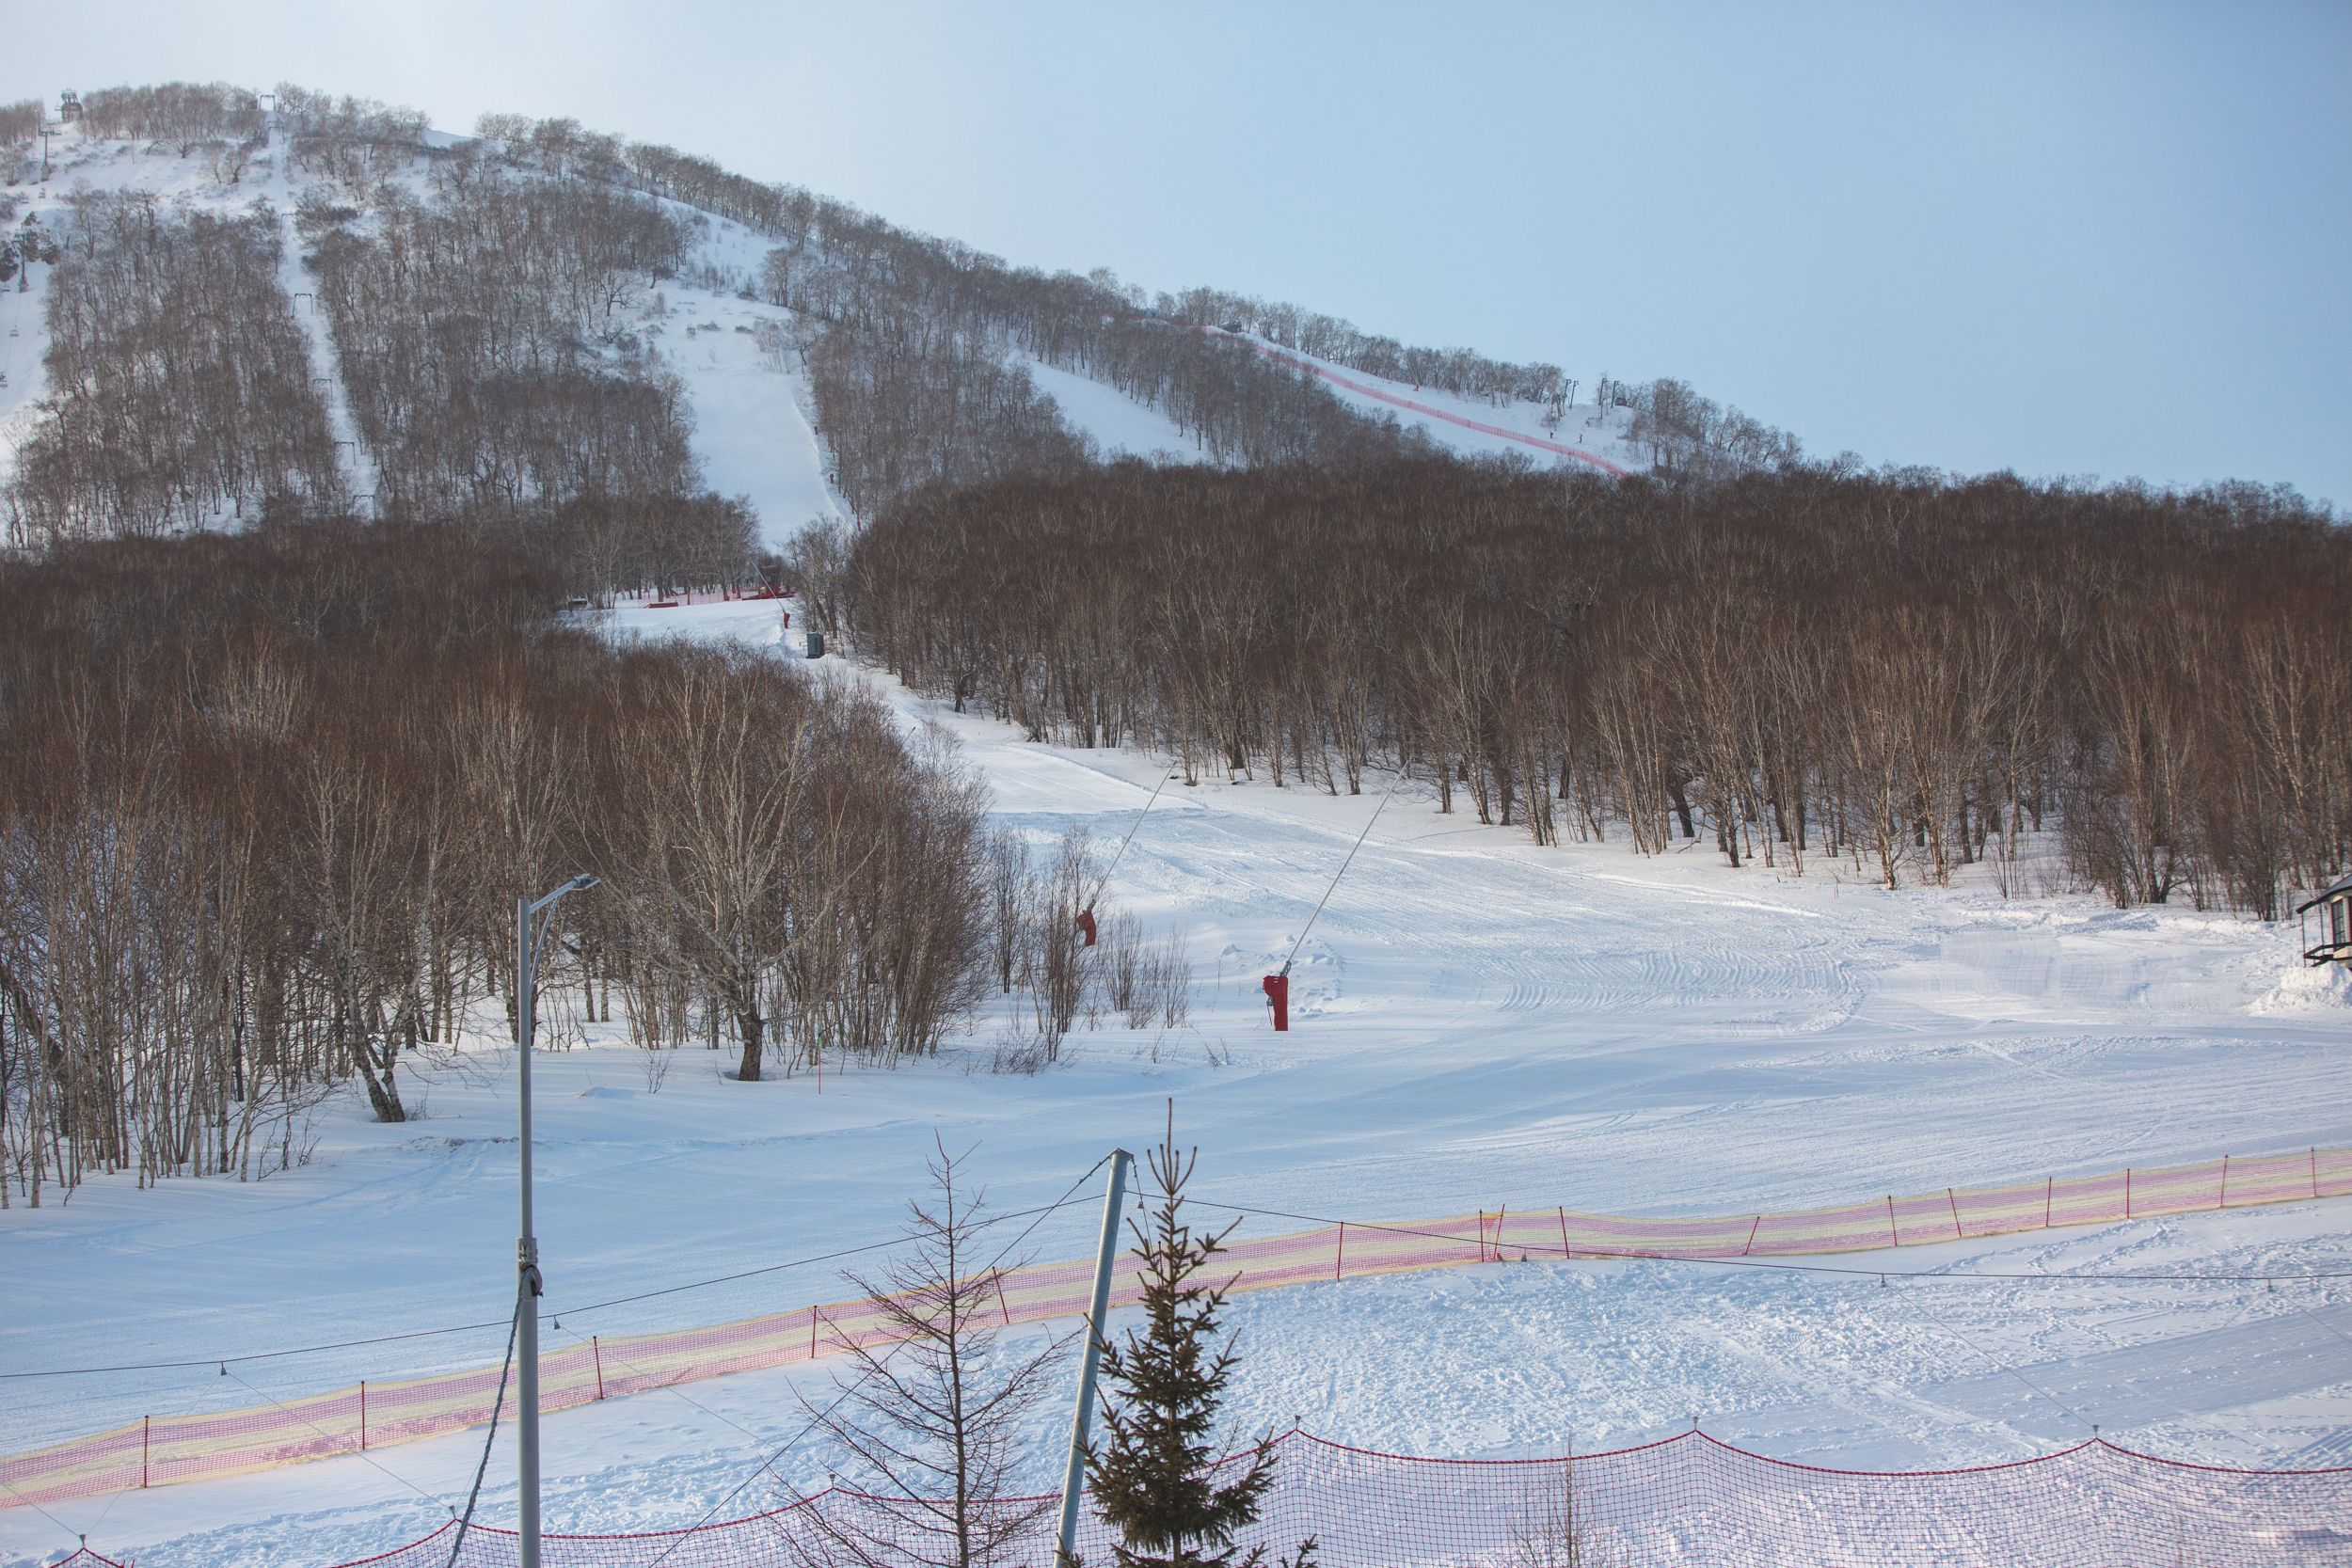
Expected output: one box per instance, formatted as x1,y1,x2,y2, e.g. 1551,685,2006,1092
1207,329,1649,472
642,283,841,553
1023,355,1200,462
6,598,2348,1567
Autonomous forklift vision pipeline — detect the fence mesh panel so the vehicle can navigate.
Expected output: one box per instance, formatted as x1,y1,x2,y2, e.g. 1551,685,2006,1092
9,1147,2347,1513
278,1431,2352,1567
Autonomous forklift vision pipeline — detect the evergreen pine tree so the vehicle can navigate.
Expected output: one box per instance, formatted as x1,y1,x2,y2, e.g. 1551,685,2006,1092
1082,1113,1312,1568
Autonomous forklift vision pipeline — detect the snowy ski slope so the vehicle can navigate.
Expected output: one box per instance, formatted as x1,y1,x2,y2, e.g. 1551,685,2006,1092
0,132,850,553
0,122,1643,541
4,600,2347,1568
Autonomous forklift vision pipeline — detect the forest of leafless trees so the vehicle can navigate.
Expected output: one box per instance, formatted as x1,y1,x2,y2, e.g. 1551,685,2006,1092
0,99,42,183
4,100,761,598
9,84,1799,546
463,103,1799,509
764,214,1436,513
306,155,700,518
0,521,1045,1207
8,191,343,542
847,460,2351,920
468,110,1497,515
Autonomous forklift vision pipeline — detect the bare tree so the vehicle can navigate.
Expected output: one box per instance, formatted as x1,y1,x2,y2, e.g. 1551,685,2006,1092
791,1138,1066,1568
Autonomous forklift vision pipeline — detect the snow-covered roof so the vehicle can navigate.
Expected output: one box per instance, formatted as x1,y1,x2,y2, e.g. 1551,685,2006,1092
2296,870,2352,914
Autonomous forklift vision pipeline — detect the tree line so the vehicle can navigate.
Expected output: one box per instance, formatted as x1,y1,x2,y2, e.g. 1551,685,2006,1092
7,123,759,597
0,522,997,1206
58,81,427,179
275,84,432,191
1165,282,1569,408
0,99,40,150
0,512,1200,1207
845,459,2351,919
306,156,698,517
466,101,1804,508
6,190,342,545
1620,375,1805,482
72,82,265,150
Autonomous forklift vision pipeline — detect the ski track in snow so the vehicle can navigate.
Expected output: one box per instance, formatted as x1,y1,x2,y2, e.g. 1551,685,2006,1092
1196,325,1637,475
1,149,2348,1566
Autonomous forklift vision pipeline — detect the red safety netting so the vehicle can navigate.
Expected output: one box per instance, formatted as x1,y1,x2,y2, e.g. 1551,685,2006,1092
8,1146,2347,1511
315,1431,2352,1568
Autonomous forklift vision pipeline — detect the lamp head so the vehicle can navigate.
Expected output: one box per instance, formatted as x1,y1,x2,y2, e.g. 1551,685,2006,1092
567,874,600,893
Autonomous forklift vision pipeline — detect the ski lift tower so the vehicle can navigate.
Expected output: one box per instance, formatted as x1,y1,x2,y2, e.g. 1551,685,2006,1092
2296,872,2352,966
39,93,76,183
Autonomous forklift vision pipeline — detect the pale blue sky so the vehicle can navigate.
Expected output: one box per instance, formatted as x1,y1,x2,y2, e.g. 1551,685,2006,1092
12,2,2348,503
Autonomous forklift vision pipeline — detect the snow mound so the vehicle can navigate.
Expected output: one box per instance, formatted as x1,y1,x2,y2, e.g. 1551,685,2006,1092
2249,961,2352,1013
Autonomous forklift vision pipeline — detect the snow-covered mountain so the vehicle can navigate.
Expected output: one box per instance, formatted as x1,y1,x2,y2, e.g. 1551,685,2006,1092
0,109,1653,553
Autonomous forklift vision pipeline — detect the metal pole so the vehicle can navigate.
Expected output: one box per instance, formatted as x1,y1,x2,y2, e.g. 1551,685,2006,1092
515,875,596,1568
516,895,542,1568
1056,1148,1133,1566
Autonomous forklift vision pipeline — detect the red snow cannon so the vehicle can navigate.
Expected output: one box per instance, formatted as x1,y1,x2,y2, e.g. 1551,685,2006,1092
1262,974,1288,1032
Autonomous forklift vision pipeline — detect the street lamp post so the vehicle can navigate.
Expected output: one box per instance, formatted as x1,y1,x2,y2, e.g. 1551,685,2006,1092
516,873,598,1568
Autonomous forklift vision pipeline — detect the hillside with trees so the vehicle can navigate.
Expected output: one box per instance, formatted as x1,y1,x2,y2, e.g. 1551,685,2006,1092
847,460,2349,919
0,81,2344,1213
4,82,1789,551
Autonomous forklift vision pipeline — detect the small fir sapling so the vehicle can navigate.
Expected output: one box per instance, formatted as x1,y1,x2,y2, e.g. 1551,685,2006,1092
1081,1110,1315,1568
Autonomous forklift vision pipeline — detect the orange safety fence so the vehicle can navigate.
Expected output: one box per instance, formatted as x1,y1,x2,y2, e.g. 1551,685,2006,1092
8,1145,2348,1512
45,1430,2352,1568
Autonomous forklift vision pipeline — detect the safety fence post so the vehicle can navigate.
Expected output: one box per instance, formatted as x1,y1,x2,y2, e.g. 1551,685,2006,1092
1335,1222,1344,1282
1057,1148,1133,1568
1947,1189,1962,1241
2219,1156,2229,1210
2044,1177,2053,1228
592,1338,605,1402
2126,1169,2133,1220
359,1383,367,1450
1559,1206,1572,1261
141,1415,150,1489
1885,1196,1898,1247
2315,1148,2322,1198
1742,1215,1761,1257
